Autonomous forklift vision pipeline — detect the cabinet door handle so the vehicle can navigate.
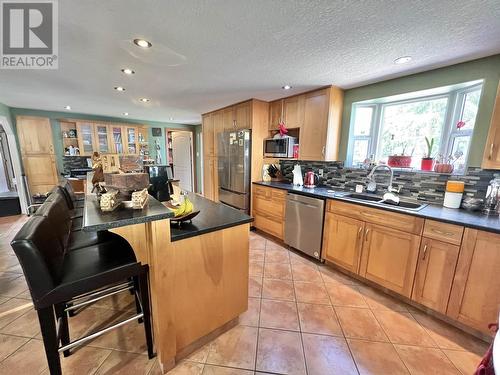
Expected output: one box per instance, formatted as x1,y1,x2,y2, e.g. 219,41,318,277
358,227,363,239
422,244,428,260
322,146,325,156
489,143,494,160
365,228,370,241
431,228,454,237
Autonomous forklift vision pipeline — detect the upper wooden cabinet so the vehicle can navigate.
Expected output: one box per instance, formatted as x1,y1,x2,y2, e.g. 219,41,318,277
482,81,500,169
269,100,283,131
110,125,126,154
412,237,460,314
448,229,500,334
202,113,215,157
235,102,251,130
95,124,112,153
76,122,96,155
323,212,364,274
300,89,330,160
283,95,305,128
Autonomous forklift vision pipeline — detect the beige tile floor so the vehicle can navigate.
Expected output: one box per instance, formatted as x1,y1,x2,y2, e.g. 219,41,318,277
0,215,489,374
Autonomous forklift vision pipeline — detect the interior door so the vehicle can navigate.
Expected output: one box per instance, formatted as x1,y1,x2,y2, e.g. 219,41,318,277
172,131,193,192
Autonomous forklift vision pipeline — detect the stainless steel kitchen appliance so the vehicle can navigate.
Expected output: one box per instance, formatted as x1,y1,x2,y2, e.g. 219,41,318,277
263,136,297,158
284,193,325,260
218,129,251,213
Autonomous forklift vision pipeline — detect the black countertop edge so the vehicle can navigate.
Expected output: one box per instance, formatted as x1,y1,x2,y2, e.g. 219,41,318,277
253,181,500,235
83,194,174,232
170,192,254,242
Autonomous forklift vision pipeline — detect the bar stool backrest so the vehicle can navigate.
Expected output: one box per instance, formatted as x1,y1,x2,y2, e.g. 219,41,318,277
35,193,72,248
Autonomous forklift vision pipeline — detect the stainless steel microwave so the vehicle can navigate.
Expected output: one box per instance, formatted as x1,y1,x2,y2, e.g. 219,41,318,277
263,136,297,158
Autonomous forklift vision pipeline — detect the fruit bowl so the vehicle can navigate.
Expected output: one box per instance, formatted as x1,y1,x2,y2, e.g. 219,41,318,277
170,210,200,225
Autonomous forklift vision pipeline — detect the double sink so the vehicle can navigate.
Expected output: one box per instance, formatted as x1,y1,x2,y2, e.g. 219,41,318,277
339,192,428,211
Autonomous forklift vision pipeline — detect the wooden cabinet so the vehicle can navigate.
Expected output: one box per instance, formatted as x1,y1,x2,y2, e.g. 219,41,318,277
323,213,364,273
222,107,235,131
203,157,216,201
448,229,500,334
76,122,96,155
125,126,138,154
412,237,460,314
94,124,112,153
359,223,420,297
284,95,305,128
300,89,330,160
16,116,59,194
252,185,286,240
110,126,126,154
202,113,215,157
235,102,251,130
482,81,500,169
269,100,283,130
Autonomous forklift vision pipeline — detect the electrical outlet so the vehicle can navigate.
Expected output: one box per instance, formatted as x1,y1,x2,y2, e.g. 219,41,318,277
318,169,324,177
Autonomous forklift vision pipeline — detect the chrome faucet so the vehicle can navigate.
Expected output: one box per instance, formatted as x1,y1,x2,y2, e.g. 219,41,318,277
366,165,400,194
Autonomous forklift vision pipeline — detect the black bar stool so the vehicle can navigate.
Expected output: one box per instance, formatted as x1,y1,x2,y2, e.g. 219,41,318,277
10,215,155,375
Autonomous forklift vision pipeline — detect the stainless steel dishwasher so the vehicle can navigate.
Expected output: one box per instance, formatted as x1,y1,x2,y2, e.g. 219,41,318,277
284,193,325,260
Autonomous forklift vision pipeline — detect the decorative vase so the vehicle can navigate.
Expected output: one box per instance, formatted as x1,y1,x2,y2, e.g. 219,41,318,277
387,155,412,168
420,158,435,171
434,163,454,173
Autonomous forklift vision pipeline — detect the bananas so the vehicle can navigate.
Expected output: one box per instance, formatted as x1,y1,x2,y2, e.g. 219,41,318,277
170,197,194,217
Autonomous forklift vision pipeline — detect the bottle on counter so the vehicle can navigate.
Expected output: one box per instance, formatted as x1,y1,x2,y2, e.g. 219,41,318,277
443,180,464,209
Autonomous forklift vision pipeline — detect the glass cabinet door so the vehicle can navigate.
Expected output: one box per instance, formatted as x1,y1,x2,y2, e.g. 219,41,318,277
127,127,137,154
95,125,110,153
112,126,124,154
78,123,95,154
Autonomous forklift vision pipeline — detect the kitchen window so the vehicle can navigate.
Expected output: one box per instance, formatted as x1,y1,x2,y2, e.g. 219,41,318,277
347,81,483,173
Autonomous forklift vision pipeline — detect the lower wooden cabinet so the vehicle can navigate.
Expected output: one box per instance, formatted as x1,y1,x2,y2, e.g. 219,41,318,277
323,213,364,273
358,223,420,298
252,185,286,240
448,229,500,334
412,238,460,314
203,156,216,201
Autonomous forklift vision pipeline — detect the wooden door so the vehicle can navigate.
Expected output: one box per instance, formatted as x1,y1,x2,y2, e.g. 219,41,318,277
125,126,138,154
172,131,193,192
448,229,500,334
76,122,96,155
323,212,364,273
16,116,58,194
110,125,126,154
16,116,54,154
223,107,235,131
283,95,304,128
202,113,215,157
269,100,283,130
235,102,251,130
300,89,329,160
359,223,420,297
203,157,215,200
412,238,460,313
94,124,112,153
482,82,500,169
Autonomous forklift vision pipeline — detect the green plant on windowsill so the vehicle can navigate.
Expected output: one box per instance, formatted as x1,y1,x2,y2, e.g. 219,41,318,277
421,137,435,171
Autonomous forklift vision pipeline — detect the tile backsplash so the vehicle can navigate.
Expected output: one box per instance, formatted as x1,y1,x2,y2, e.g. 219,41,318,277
279,160,500,204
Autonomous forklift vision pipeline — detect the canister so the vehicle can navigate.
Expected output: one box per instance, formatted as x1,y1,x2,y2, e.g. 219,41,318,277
443,181,464,209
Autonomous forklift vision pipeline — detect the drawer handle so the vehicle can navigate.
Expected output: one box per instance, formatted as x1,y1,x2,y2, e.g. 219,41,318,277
422,244,428,260
431,228,454,237
365,228,370,241
358,227,363,239
489,143,494,160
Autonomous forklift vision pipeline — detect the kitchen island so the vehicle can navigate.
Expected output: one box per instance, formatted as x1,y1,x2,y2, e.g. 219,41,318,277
83,187,252,373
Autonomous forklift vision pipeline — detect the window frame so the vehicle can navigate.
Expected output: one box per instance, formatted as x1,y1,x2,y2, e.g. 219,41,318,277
346,82,483,173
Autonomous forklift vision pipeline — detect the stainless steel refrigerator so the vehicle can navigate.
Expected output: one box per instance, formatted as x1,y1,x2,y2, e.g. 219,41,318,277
217,129,251,213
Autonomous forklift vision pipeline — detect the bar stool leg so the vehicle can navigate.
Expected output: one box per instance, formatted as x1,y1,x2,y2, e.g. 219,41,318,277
138,271,155,359
37,306,62,375
55,304,71,357
133,277,143,323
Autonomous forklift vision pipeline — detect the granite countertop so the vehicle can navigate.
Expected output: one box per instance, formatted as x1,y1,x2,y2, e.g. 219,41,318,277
170,192,253,241
254,181,500,234
83,194,174,232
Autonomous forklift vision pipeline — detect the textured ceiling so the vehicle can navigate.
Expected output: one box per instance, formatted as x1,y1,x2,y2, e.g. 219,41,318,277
0,0,499,124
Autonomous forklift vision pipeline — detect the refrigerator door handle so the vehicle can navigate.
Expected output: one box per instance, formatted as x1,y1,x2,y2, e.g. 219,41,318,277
220,186,246,195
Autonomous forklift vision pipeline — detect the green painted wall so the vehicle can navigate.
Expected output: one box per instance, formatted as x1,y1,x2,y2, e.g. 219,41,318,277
339,54,500,167
8,107,202,185
0,102,13,127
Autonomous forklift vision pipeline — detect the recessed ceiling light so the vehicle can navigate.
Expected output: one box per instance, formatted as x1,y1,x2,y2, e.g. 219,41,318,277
64,105,71,110
139,98,150,103
114,86,125,91
282,85,292,90
133,38,152,48
121,68,135,75
394,56,412,64
123,112,129,116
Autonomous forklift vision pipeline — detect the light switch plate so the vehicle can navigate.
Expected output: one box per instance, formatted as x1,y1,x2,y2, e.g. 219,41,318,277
318,169,324,177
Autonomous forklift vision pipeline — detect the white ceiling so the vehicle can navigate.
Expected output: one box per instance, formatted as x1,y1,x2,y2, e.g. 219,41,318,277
0,0,499,124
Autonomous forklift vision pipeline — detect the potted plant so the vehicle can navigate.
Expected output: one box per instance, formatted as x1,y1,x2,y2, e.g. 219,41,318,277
421,137,435,171
387,143,413,168
434,151,464,173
